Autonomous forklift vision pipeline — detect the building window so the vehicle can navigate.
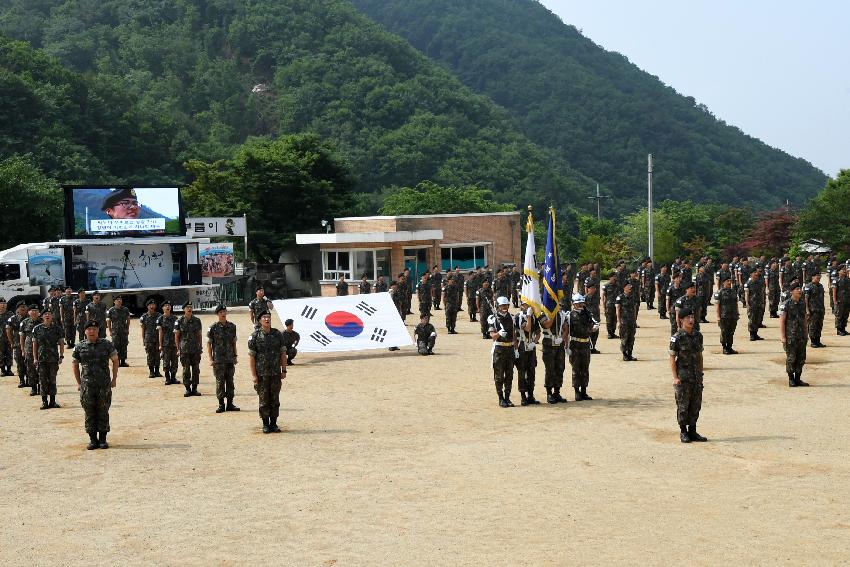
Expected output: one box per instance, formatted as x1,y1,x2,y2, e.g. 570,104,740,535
440,245,486,271
322,249,389,281
299,259,312,281
323,250,351,281
376,249,391,279
354,250,375,280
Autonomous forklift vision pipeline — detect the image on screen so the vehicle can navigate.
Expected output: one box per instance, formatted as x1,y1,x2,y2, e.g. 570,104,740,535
68,186,183,237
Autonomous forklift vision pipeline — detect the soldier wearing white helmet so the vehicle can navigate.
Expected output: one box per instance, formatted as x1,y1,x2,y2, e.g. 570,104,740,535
488,296,517,408
539,297,569,404
564,293,599,401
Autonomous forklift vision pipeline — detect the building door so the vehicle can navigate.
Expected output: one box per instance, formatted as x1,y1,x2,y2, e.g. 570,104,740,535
403,249,428,288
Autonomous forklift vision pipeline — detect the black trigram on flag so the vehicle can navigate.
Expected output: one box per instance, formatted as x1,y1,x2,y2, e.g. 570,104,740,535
301,305,318,320
522,274,533,286
370,327,388,342
355,301,377,316
309,331,332,346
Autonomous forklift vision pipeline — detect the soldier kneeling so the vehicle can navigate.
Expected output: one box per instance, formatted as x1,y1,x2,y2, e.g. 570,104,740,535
414,314,436,355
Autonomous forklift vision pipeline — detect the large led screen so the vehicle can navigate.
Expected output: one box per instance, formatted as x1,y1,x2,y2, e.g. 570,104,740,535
65,186,184,238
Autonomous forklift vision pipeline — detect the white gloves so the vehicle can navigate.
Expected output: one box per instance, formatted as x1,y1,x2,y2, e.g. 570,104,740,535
429,332,437,338
565,347,572,357
592,323,600,332
498,329,508,338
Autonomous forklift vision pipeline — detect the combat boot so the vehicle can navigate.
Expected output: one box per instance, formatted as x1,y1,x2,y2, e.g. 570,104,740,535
262,417,270,434
520,392,529,406
574,387,582,401
184,385,193,397
581,386,593,401
554,389,568,403
526,394,540,405
148,366,155,378
687,425,707,442
795,372,809,387
226,399,240,411
98,431,108,449
679,426,691,443
154,366,163,377
40,396,49,410
18,377,26,388
49,395,60,409
216,400,226,413
788,372,797,387
191,384,201,396
119,360,129,368
30,386,39,396
546,388,557,404
87,433,99,450
269,416,281,433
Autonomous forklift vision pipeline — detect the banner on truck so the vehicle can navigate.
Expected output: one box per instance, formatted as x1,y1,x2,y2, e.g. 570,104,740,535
27,248,65,287
199,243,235,277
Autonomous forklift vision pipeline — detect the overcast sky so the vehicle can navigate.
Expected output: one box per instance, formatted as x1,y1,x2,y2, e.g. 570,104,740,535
539,0,848,177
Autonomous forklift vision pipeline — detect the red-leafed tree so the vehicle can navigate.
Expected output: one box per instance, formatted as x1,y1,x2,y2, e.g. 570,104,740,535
738,207,798,257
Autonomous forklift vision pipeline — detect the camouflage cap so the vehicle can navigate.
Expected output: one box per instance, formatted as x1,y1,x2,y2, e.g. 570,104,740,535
101,187,137,211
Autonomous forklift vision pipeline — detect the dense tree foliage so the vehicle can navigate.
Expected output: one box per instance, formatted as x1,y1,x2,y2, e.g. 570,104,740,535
183,134,356,262
353,0,828,212
0,0,592,210
0,155,63,247
739,208,797,258
379,181,513,215
795,170,850,254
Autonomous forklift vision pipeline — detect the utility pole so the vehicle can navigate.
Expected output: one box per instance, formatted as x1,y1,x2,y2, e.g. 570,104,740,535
588,183,611,221
647,154,654,261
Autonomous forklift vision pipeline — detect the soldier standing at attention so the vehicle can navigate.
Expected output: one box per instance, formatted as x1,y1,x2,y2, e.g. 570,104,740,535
389,280,405,326
832,266,850,336
584,278,602,354
616,281,638,361
494,268,510,301
514,300,540,405
489,296,517,408
59,287,76,348
336,274,349,296
430,265,443,310
249,311,286,433
669,308,707,443
32,310,65,410
465,271,478,321
0,298,11,376
374,275,388,293
249,286,273,329
476,279,494,339
73,320,119,450
453,267,465,311
106,296,131,367
157,301,179,384
139,299,161,378
780,284,810,387
766,260,781,318
442,275,461,334
45,286,62,323
714,276,739,355
7,302,28,387
417,273,432,317
510,265,522,308
564,294,598,401
207,305,239,414
656,265,671,320
804,272,826,348
73,288,90,343
85,291,108,338
540,302,568,403
744,270,766,341
358,274,372,295
175,302,203,397
413,314,437,355
642,259,657,310
675,282,703,334
282,319,300,365
602,272,619,339
20,304,42,396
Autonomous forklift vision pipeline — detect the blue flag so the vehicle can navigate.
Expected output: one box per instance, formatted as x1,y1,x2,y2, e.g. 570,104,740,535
541,208,562,318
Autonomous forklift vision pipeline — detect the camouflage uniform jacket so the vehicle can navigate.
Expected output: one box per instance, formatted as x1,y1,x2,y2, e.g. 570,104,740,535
207,321,237,364
106,306,131,334
669,329,703,383
714,287,739,320
282,329,300,349
804,281,825,313
248,297,272,322
176,315,203,353
47,296,61,321
0,310,12,336
21,316,42,355
615,292,637,323
85,302,107,326
73,298,91,325
248,328,284,376
443,282,461,308
73,339,117,386
7,313,23,342
139,312,160,344
780,298,807,340
59,296,75,324
32,322,64,362
157,314,178,347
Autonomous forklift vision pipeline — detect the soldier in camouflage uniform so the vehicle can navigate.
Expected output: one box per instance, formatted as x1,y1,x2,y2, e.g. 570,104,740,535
489,297,517,408
744,270,765,341
674,282,702,333
6,302,28,387
642,259,656,310
430,265,443,310
476,279,494,339
602,273,619,339
442,275,461,334
804,272,826,348
714,276,739,355
417,273,432,317
766,261,781,318
249,311,287,433
565,294,598,401
44,287,61,323
616,282,638,361
359,274,372,295
832,266,850,335
20,305,42,396
540,303,568,403
493,268,511,301
175,302,203,396
73,288,90,343
157,301,179,384
514,300,540,405
207,305,240,413
59,287,76,348
139,299,161,378
85,291,107,339
669,307,707,443
336,274,349,296
32,310,65,410
283,319,300,365
413,314,437,355
584,278,601,354
374,275,388,293
656,266,671,320
72,320,119,450
249,286,274,329
106,296,131,367
510,265,522,308
0,298,11,376
780,284,810,387
465,271,479,321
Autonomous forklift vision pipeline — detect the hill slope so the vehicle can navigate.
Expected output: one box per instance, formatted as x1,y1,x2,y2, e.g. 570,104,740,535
352,0,828,211
0,0,595,210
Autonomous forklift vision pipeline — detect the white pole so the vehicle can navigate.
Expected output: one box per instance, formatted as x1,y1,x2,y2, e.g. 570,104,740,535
647,154,654,260
596,183,601,221
243,213,248,262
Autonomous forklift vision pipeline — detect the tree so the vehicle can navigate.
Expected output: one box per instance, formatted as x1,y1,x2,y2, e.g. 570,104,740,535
184,134,356,262
795,170,850,254
0,155,62,247
378,181,514,215
739,207,798,258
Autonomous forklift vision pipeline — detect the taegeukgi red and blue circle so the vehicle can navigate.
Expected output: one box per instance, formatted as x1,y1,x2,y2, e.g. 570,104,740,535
324,311,364,337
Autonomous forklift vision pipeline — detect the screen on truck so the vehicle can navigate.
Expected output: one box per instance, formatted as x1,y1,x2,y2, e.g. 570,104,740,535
64,186,184,238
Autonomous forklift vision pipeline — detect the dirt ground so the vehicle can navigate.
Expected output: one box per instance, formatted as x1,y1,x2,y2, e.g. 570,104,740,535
1,302,849,566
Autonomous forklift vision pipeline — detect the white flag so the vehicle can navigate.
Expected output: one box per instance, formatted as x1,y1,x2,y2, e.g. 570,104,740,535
271,293,413,353
520,223,543,315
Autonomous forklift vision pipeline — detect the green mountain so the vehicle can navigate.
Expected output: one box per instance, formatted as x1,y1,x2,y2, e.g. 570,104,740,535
0,0,595,211
351,0,829,211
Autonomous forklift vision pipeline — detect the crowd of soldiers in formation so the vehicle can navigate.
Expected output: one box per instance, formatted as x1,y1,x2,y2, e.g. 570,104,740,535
345,252,850,444
0,285,300,449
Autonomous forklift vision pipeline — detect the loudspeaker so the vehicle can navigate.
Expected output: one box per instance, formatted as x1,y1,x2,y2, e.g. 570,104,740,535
187,264,202,284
